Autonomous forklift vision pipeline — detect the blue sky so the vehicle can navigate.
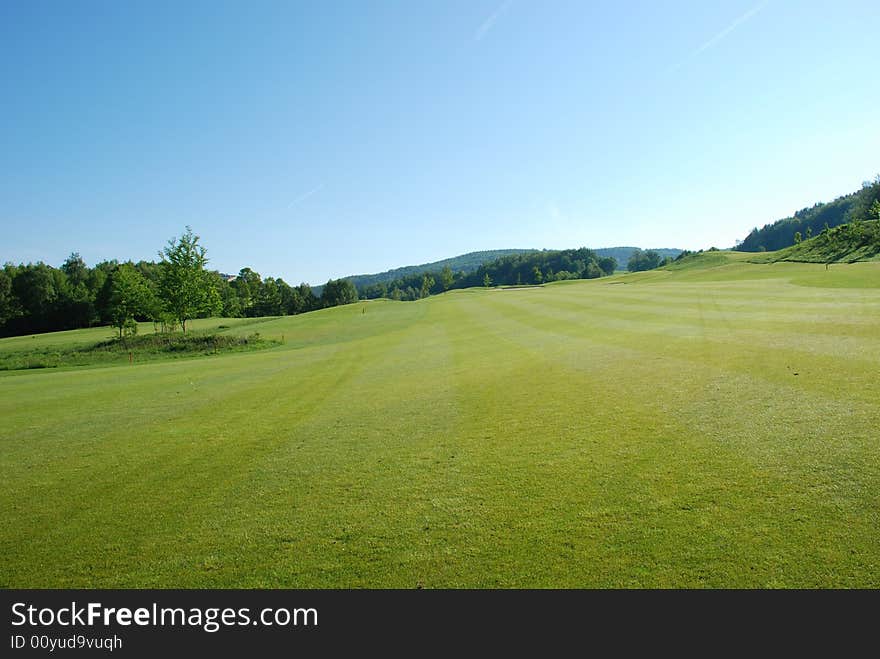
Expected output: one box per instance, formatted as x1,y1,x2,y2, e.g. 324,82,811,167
2,1,878,284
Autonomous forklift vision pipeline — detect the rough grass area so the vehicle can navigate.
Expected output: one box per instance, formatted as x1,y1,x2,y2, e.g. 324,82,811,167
1,261,879,587
0,329,279,371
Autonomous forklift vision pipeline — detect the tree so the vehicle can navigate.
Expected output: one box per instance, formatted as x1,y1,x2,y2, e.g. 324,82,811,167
0,266,18,329
12,263,59,331
276,279,301,315
158,227,220,333
794,231,802,244
295,283,317,313
107,264,156,339
597,256,617,276
232,267,262,316
483,273,492,287
255,277,283,316
61,253,88,287
218,278,242,317
321,278,358,307
440,265,454,291
627,249,662,272
420,274,435,299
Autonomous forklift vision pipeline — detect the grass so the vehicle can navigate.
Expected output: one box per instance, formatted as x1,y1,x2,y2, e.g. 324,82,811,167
1,260,879,587
0,325,280,371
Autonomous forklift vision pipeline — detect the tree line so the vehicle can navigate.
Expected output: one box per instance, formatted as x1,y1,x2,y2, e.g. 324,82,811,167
357,248,618,300
2,233,685,338
0,228,359,338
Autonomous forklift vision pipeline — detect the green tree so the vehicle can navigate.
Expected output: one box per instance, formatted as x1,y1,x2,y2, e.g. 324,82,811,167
321,278,358,307
256,277,283,316
218,278,242,317
232,267,261,316
483,273,492,287
12,262,59,330
420,274,435,299
626,249,662,272
794,231,802,244
61,253,88,287
0,266,18,329
158,227,220,333
440,265,454,291
295,283,317,312
805,226,813,240
597,256,617,276
108,264,156,339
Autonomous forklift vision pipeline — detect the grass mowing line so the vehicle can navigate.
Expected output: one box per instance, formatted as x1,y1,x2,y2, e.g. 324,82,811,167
444,292,876,585
0,341,371,587
470,285,880,465
477,283,880,406
138,313,460,587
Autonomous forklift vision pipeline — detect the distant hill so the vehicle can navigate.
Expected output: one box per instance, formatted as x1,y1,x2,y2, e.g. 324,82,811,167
342,249,538,290
751,220,880,264
593,247,682,270
342,247,682,289
737,177,880,252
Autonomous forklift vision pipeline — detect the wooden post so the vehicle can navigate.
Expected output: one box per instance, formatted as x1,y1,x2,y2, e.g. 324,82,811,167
129,352,133,364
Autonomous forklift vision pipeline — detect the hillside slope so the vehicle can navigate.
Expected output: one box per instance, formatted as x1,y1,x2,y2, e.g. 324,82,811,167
751,220,880,264
738,177,880,252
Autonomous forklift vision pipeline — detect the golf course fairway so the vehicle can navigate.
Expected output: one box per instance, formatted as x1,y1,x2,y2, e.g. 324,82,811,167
2,254,879,588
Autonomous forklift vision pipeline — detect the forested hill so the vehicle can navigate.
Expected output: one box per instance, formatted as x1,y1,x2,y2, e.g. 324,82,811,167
356,247,619,301
594,247,682,270
754,219,880,264
737,176,880,252
344,246,682,290
344,249,536,290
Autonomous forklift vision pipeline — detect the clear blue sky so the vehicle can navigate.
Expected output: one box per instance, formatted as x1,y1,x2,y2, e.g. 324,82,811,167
2,1,878,284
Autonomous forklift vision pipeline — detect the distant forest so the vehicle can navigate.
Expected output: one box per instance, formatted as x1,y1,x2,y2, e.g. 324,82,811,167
345,249,537,291
737,176,880,252
343,246,682,292
356,247,619,301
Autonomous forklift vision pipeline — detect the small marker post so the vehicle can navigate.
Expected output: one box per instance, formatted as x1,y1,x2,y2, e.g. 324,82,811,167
129,352,133,364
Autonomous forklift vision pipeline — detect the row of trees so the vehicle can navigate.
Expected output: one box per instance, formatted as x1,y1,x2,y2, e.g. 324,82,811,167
626,249,673,272
356,248,618,300
2,231,682,338
0,228,359,338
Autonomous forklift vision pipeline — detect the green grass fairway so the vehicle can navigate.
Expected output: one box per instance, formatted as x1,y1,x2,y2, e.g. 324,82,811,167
2,255,879,587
